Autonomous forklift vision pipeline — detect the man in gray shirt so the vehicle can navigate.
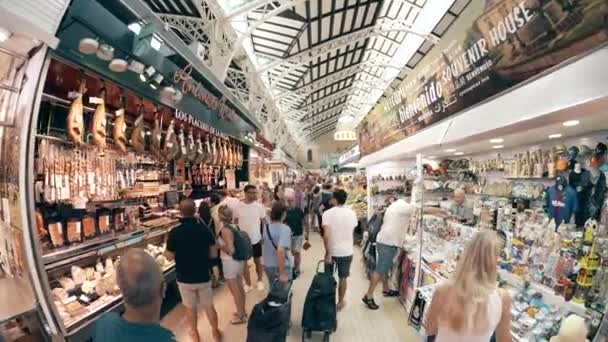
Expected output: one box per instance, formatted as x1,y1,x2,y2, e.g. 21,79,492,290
449,189,474,224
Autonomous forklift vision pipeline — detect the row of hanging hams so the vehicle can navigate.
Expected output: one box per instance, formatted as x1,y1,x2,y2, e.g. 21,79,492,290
65,80,244,168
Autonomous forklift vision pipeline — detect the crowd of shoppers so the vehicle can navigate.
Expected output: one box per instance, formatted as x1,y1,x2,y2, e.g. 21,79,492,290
92,178,528,342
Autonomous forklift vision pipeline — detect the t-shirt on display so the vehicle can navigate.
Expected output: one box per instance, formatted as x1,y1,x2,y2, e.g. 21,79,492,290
236,201,266,244
322,206,358,257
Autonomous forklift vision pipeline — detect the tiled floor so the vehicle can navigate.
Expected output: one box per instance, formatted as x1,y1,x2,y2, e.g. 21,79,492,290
161,233,420,341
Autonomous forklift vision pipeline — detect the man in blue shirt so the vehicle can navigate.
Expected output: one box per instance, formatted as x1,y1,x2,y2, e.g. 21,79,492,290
263,202,292,294
94,249,175,342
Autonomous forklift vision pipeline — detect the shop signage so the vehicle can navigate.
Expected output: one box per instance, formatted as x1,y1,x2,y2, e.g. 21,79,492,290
173,64,236,122
358,0,608,156
339,145,360,165
174,109,227,138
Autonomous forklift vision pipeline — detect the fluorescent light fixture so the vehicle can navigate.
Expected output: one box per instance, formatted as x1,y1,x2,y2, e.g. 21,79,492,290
0,27,12,42
151,36,162,51
426,156,436,159
454,152,464,156
151,73,163,88
444,148,456,153
563,120,580,127
548,133,562,139
489,138,504,144
493,145,504,149
140,66,155,82
128,22,142,35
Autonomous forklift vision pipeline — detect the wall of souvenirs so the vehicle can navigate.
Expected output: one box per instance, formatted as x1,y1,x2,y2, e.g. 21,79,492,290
405,132,608,341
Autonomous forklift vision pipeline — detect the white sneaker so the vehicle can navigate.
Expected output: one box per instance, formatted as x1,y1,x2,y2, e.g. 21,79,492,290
257,281,265,291
244,285,253,293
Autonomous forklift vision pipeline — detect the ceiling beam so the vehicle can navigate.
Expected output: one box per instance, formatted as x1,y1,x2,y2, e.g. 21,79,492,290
305,124,338,142
303,114,341,131
258,26,377,73
230,0,308,37
297,86,354,112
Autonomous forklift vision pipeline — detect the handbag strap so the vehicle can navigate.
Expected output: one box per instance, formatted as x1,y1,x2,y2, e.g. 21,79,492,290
265,224,278,250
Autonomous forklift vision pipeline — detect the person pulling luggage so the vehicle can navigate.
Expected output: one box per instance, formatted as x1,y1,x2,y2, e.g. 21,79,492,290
321,189,358,311
263,202,293,294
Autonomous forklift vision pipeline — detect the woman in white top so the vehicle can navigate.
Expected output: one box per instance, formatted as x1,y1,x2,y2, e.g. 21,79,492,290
217,205,247,325
424,230,511,342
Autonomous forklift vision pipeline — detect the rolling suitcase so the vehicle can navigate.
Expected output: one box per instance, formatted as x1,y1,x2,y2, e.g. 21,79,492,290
247,282,292,342
302,261,337,342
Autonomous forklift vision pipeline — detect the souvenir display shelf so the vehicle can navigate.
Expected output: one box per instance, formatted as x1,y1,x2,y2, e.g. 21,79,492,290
345,175,368,219
368,174,413,218
407,136,608,342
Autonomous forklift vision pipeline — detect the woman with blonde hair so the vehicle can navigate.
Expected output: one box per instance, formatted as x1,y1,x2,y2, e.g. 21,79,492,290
424,230,511,342
217,205,248,324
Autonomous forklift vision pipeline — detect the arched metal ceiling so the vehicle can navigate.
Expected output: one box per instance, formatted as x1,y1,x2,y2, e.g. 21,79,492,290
137,0,470,150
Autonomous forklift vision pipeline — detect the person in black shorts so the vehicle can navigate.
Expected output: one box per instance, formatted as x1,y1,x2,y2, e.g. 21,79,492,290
234,185,267,292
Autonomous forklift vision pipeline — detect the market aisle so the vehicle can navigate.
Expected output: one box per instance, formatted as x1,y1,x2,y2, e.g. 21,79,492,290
161,233,418,341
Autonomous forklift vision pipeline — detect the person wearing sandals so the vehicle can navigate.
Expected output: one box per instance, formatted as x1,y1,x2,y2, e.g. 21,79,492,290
217,205,248,325
263,202,293,294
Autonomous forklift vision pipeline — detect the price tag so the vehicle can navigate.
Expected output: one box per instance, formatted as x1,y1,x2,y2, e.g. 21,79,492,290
89,97,103,104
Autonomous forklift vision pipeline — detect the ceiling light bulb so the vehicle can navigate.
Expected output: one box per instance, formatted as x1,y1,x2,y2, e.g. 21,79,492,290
0,27,12,42
548,133,562,139
489,138,504,144
454,152,464,155
444,148,456,153
493,145,504,149
563,120,580,127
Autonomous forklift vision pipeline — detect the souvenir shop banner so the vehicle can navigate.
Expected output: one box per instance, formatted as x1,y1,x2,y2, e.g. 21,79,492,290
358,0,608,156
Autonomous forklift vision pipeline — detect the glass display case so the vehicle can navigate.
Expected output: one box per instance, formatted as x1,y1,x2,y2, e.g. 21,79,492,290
407,146,608,341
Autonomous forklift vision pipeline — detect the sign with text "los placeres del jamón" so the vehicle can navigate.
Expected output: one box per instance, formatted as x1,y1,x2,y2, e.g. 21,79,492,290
357,0,608,156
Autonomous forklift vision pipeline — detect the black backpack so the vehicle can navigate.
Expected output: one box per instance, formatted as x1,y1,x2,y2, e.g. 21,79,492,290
227,224,253,261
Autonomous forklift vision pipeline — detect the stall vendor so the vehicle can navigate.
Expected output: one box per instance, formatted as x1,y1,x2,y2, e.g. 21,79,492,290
449,189,474,224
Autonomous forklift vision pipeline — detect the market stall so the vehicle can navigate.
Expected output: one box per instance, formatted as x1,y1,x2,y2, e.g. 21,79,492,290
0,1,70,340
1,0,261,340
356,0,608,339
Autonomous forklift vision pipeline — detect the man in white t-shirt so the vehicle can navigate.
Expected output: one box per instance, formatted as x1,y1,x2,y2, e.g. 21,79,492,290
322,189,358,311
218,190,240,215
363,198,447,310
235,185,267,292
